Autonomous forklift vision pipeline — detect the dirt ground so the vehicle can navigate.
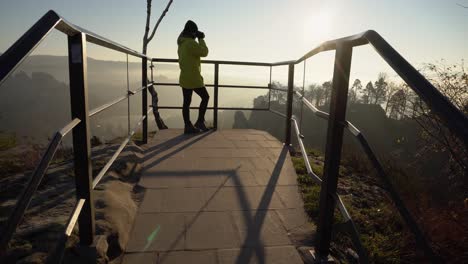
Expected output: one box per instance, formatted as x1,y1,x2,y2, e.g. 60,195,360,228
0,142,146,264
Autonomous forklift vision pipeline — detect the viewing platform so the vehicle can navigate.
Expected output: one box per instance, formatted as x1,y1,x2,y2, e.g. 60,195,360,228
1,10,463,263
122,129,310,263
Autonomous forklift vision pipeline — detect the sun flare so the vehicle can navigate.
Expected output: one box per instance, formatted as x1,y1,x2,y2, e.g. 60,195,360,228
304,10,333,42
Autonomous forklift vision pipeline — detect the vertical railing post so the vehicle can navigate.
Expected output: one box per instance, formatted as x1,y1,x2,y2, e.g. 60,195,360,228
141,58,148,143
268,66,272,110
67,33,94,245
126,54,130,135
315,42,353,259
284,63,294,145
213,63,219,130
150,61,154,87
299,60,307,133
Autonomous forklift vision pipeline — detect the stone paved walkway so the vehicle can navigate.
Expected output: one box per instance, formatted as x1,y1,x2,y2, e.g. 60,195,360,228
122,129,314,264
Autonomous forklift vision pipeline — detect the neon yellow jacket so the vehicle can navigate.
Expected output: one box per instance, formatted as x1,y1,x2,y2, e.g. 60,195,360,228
177,37,209,89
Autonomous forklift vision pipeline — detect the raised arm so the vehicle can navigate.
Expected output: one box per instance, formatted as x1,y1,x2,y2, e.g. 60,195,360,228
188,38,209,57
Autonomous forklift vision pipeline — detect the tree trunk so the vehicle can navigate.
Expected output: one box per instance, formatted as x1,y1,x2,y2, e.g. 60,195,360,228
141,0,173,130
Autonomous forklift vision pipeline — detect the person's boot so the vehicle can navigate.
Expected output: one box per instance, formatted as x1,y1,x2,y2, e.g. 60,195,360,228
184,123,200,134
156,116,168,130
194,120,209,132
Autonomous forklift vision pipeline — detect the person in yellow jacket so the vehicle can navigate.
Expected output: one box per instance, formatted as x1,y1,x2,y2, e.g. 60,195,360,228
177,20,210,134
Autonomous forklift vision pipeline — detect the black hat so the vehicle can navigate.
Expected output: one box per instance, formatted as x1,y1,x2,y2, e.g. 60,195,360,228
183,20,198,34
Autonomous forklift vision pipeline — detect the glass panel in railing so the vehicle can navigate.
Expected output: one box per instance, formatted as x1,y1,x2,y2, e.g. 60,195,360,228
271,64,288,88
217,86,270,136
291,60,305,145
0,28,78,263
269,65,289,118
218,64,270,87
153,108,215,130
293,51,335,152
294,60,306,93
153,61,179,84
86,43,129,145
86,43,129,110
218,87,269,109
126,54,144,138
201,63,214,86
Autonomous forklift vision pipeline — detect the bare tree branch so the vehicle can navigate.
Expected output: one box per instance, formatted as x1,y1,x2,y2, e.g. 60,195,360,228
457,3,468,8
147,0,174,44
142,0,152,53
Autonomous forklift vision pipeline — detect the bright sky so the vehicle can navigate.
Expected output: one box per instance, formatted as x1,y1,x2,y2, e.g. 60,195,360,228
0,0,467,83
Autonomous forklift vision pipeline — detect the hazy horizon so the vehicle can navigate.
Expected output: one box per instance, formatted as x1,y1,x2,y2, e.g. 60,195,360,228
1,0,467,145
1,0,467,83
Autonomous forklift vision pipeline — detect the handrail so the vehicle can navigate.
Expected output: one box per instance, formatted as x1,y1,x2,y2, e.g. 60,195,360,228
45,198,85,264
0,10,152,86
295,91,360,136
154,82,270,90
294,92,439,261
152,57,271,66
1,9,465,263
89,82,154,117
152,30,468,149
291,117,369,262
0,118,81,253
0,10,156,258
290,30,468,147
92,107,152,188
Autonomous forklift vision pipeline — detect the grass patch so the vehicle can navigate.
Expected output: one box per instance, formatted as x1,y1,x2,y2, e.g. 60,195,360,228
307,148,322,158
291,156,324,177
292,148,410,263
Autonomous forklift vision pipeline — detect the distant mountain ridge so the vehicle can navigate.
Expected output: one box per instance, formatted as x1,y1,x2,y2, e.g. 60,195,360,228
0,54,179,144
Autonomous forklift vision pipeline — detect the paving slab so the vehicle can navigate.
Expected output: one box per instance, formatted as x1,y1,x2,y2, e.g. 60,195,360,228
233,140,259,148
158,250,217,264
232,210,291,247
141,188,209,213
126,213,185,252
121,252,156,264
204,187,286,211
185,211,240,249
125,129,312,263
274,186,304,209
224,170,258,187
217,246,304,264
275,208,310,231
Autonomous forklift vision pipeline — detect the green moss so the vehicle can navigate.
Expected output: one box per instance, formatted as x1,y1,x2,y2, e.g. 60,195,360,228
361,232,402,264
310,163,323,177
302,185,321,217
307,148,322,157
292,157,307,175
292,155,324,178
0,133,16,151
338,166,348,176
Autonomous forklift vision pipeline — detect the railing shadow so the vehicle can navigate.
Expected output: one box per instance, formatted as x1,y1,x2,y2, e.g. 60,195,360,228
138,146,289,264
142,131,214,169
234,146,288,264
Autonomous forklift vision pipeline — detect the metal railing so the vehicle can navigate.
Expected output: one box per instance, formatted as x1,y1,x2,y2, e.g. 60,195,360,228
279,31,466,263
0,9,466,264
148,31,467,262
151,58,274,129
0,10,154,262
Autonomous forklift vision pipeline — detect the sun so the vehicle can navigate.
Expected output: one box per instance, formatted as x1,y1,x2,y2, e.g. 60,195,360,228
304,10,333,42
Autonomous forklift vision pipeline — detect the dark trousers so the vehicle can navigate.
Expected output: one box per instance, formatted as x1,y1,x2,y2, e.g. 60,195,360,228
182,87,209,126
